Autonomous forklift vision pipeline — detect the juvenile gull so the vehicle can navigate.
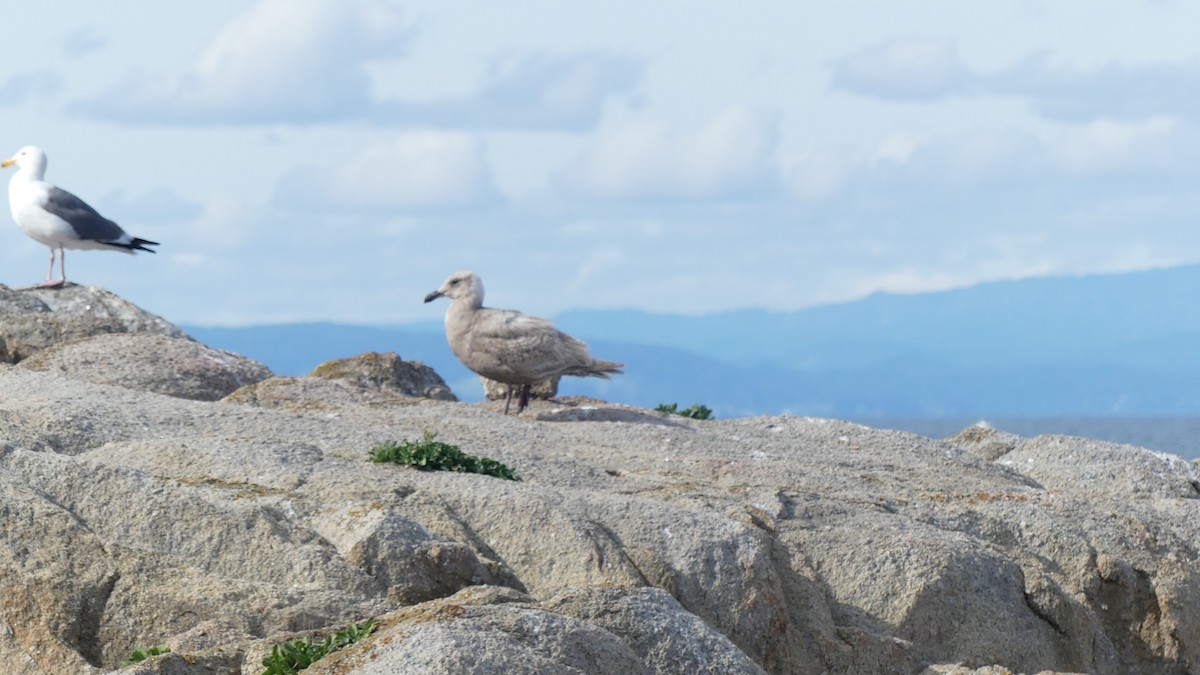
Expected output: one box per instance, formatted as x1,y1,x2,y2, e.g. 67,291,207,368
3,145,158,287
424,271,624,414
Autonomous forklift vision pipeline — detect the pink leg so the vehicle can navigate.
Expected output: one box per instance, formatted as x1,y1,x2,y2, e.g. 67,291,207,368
43,247,65,288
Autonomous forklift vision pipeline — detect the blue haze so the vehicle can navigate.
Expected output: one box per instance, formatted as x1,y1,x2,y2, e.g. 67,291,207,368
184,264,1200,458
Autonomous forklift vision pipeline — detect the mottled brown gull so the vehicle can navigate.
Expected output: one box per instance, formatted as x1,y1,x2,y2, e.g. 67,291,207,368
424,271,624,414
3,145,158,287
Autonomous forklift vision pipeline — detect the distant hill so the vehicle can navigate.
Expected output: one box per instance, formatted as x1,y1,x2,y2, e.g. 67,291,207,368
552,264,1200,370
184,263,1200,418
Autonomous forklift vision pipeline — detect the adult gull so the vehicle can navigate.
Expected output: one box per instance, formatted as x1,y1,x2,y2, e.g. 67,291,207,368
3,145,158,287
424,271,624,414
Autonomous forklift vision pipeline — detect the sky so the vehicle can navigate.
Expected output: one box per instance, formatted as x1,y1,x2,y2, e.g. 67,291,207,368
0,1,1199,325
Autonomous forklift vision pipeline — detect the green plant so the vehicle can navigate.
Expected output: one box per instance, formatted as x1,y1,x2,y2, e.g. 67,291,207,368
369,431,521,481
655,402,714,420
260,618,380,674
120,645,170,667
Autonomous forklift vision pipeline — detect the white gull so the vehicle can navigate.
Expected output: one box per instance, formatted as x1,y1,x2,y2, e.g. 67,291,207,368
3,145,158,287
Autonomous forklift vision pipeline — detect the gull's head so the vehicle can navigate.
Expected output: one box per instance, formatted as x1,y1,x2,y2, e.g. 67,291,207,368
424,271,483,305
1,146,47,176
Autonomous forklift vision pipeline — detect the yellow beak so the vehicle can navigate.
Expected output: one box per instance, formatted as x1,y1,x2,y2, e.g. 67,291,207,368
0,158,13,168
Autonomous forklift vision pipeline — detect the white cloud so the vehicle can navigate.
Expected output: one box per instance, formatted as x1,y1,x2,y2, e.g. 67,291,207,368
686,107,780,194
70,1,639,130
989,52,1200,122
27,2,1200,325
1047,117,1185,173
781,117,1200,204
780,148,857,199
370,51,643,131
559,106,780,199
72,0,414,124
273,132,497,212
872,133,926,165
560,118,670,197
898,118,1200,183
833,42,1200,124
830,38,972,100
878,128,1044,185
781,130,1017,201
841,268,977,299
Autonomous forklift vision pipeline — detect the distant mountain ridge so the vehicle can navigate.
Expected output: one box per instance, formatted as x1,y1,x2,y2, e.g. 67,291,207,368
184,263,1200,418
552,263,1200,369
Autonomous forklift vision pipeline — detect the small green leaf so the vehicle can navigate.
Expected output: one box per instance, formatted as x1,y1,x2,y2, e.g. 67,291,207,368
368,432,520,480
119,645,171,667
259,618,379,674
656,402,714,420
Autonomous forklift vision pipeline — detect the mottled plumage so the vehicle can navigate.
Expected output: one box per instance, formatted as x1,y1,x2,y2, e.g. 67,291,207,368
424,271,624,414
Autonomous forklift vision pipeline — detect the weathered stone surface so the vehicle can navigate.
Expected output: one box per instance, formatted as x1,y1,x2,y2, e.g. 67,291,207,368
226,352,457,411
946,424,1024,461
18,333,272,401
0,283,188,363
309,351,456,401
999,434,1200,499
466,393,687,424
311,505,496,605
543,587,768,674
165,619,253,656
0,294,1197,674
307,591,649,675
529,395,687,425
222,375,419,411
0,442,384,673
122,651,243,674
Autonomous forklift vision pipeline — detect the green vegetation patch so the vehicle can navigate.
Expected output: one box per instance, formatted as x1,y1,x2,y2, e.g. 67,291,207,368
120,645,170,667
261,618,380,674
655,402,715,420
369,431,521,481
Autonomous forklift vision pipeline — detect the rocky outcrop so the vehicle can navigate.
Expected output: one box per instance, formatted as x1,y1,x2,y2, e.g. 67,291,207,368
308,351,456,401
222,374,428,411
18,333,272,401
0,290,1197,674
0,283,187,362
0,283,272,402
225,351,457,412
0,368,1195,674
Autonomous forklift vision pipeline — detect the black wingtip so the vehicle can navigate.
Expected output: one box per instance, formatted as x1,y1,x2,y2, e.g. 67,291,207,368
131,238,159,253
105,238,159,254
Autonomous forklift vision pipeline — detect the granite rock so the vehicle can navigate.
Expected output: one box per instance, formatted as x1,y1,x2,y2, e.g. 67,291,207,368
0,292,1195,674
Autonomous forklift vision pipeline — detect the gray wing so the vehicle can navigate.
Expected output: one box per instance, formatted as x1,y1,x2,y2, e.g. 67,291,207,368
43,186,128,242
